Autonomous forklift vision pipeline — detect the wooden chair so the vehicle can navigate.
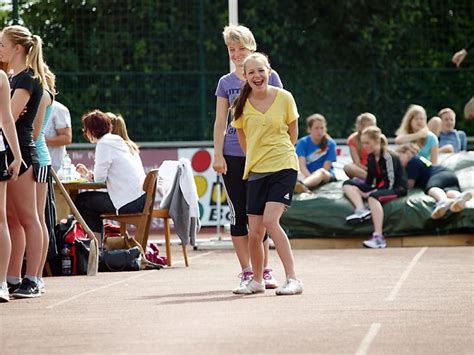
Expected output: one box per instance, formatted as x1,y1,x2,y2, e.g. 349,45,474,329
100,169,158,249
152,208,189,267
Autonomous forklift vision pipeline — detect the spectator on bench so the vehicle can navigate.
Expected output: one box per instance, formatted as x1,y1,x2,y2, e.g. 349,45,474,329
438,108,467,153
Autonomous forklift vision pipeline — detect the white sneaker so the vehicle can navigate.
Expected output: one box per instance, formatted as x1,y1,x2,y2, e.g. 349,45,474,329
263,268,279,289
363,234,387,248
346,208,371,224
431,199,453,219
0,287,9,303
232,279,265,294
450,192,472,213
37,278,46,294
275,278,303,296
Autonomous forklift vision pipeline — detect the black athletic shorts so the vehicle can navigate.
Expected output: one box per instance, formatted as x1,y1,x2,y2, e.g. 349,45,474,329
0,150,12,181
34,165,51,183
247,169,297,216
343,178,401,204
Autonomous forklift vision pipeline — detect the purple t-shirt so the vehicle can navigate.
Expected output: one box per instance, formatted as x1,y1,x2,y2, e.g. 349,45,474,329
215,70,283,156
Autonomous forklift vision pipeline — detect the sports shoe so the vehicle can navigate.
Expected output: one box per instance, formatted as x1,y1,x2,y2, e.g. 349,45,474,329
450,192,472,213
12,278,40,299
237,270,253,288
363,234,387,248
7,281,20,294
346,208,371,224
37,278,46,294
232,279,265,294
263,268,278,289
431,199,453,219
275,278,303,295
0,287,9,303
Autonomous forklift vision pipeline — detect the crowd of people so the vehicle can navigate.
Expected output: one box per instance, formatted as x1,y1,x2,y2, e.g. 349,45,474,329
213,25,473,295
0,25,147,303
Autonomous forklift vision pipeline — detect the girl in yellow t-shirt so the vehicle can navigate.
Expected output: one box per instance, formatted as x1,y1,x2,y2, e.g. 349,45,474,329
231,53,303,296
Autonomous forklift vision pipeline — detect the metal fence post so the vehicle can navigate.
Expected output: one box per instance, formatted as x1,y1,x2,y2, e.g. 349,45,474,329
12,0,19,24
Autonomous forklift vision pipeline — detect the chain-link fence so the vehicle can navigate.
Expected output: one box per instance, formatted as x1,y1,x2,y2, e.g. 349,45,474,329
1,0,473,142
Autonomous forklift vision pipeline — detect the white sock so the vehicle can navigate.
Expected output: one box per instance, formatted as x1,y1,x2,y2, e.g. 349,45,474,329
7,276,21,285
25,275,37,283
242,267,252,273
1,282,7,289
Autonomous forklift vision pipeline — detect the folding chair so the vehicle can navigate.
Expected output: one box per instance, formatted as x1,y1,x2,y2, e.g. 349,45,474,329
152,208,189,267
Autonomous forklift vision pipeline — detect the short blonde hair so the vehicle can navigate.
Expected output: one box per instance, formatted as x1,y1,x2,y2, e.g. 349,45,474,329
464,97,474,120
438,107,455,119
355,112,377,134
223,25,257,51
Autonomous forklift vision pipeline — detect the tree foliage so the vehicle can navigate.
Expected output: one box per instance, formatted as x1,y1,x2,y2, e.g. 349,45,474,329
3,0,472,141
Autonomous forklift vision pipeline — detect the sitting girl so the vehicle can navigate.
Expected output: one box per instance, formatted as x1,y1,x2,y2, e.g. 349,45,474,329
397,144,472,219
343,127,407,248
295,114,337,192
344,112,377,179
395,104,438,164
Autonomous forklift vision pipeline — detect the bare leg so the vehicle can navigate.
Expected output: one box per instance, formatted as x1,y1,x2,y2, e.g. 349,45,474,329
344,163,367,179
231,235,250,270
368,197,384,235
263,202,297,280
6,205,25,278
247,215,265,283
343,185,365,210
446,190,461,199
7,168,42,277
36,181,49,277
263,238,269,268
427,187,449,202
0,182,10,284
302,169,332,189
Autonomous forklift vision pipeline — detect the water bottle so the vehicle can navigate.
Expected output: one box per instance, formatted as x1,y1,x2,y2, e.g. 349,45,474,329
61,244,72,276
62,154,72,181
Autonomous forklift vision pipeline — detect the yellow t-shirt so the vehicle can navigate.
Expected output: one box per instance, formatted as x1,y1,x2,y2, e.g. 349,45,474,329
232,88,299,179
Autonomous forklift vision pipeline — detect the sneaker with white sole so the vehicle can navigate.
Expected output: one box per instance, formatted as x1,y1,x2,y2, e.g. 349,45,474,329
12,278,40,299
450,192,472,213
346,208,371,224
363,234,387,248
431,199,453,219
275,278,303,295
233,279,265,294
37,278,46,294
263,268,278,289
0,287,9,303
237,270,253,288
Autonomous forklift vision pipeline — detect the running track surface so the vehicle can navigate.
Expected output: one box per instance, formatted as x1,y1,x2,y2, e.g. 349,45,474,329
1,247,472,354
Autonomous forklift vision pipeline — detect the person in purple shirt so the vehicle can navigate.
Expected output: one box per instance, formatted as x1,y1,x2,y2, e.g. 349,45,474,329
213,24,282,293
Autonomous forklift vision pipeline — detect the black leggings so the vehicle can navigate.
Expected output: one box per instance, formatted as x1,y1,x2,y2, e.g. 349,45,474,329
222,156,248,237
75,191,146,233
222,155,269,241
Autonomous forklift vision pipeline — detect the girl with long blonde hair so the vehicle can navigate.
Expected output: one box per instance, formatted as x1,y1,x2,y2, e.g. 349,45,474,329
395,104,438,164
0,25,46,298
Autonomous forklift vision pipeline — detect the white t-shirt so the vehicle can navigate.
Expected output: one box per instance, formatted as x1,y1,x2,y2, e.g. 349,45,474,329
44,101,71,171
94,133,146,210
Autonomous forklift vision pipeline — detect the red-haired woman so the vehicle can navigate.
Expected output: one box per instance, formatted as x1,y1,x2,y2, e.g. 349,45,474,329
75,110,146,241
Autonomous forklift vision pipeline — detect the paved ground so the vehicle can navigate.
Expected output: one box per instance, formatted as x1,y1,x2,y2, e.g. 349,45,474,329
1,246,473,354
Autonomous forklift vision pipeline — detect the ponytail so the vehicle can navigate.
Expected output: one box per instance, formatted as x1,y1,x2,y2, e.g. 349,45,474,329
232,81,252,121
27,35,47,87
2,26,47,87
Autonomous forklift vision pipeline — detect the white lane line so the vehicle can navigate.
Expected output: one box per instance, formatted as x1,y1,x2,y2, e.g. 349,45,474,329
386,247,428,302
46,251,215,309
355,322,382,355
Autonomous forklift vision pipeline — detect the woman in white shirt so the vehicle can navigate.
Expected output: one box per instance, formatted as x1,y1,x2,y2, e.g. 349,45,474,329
75,110,145,238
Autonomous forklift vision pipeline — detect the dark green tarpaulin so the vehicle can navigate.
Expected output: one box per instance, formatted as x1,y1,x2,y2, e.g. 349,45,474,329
281,152,474,238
